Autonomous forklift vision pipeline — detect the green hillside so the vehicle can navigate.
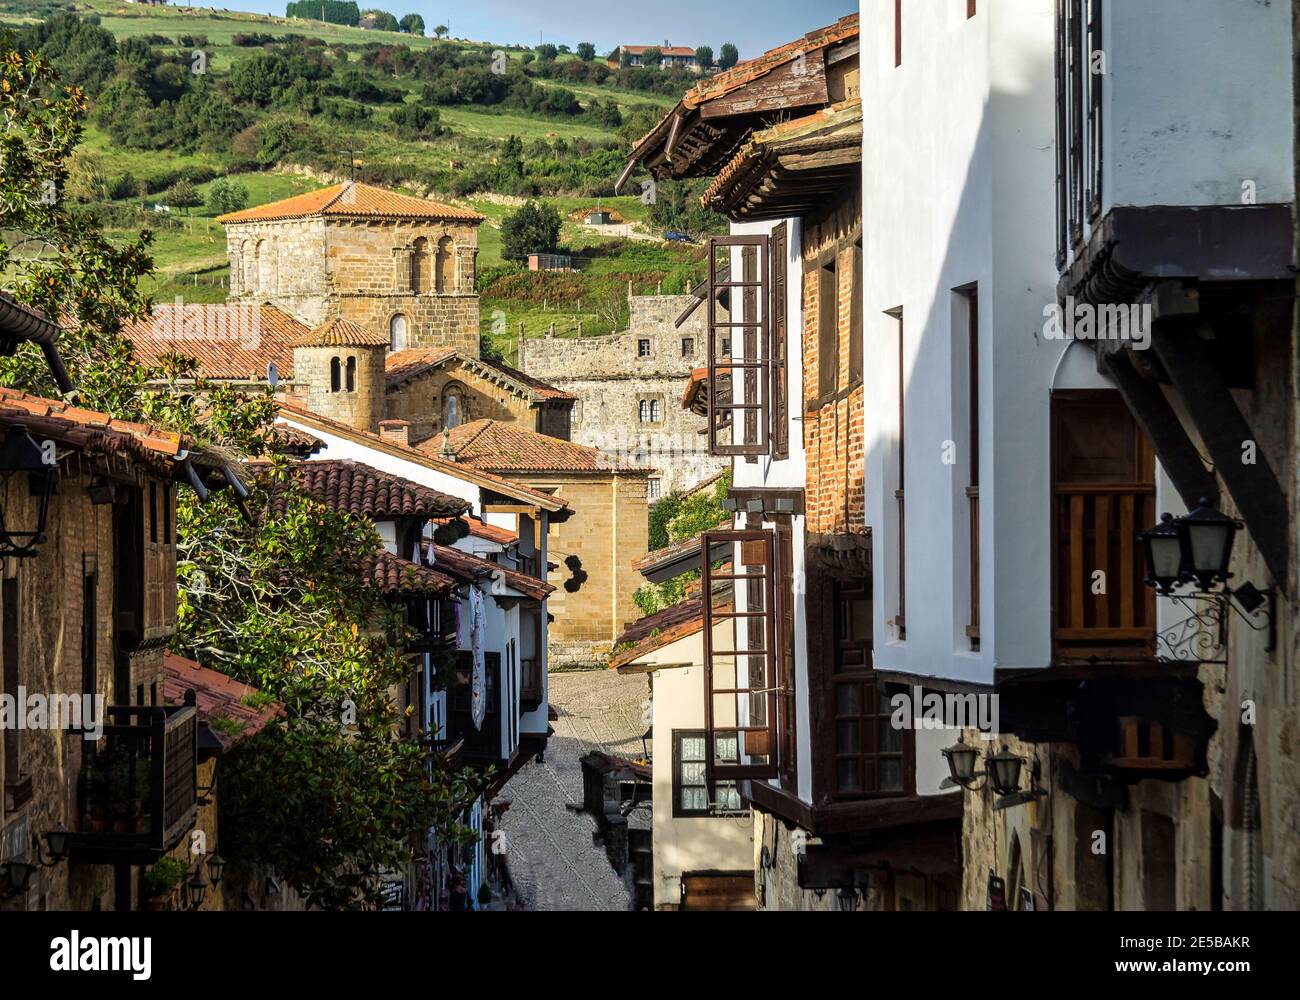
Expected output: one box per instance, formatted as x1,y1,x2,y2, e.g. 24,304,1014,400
0,0,722,355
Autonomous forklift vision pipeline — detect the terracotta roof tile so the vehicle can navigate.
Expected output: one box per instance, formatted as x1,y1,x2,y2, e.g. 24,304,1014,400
124,303,308,380
163,653,283,751
291,315,390,348
276,402,571,512
216,182,484,225
268,422,324,456
0,388,187,473
434,516,518,545
431,419,645,474
619,45,697,57
384,347,458,388
609,593,731,670
277,459,469,519
359,548,458,595
419,539,554,599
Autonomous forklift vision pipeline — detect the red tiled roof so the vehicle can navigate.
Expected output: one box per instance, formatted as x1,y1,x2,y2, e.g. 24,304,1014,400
419,539,554,600
291,316,389,348
163,653,283,751
433,419,645,474
434,516,518,545
278,459,469,518
275,402,571,512
0,388,186,473
384,348,458,389
124,304,308,381
384,348,575,401
268,422,324,456
216,182,485,225
609,594,731,671
359,548,458,595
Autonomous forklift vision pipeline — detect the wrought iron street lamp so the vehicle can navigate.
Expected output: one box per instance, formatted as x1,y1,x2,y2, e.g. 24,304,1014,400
183,864,209,910
940,741,985,789
836,884,860,912
0,423,56,558
0,858,37,897
986,748,1024,797
1138,512,1186,594
1178,498,1241,592
34,831,70,867
206,852,226,887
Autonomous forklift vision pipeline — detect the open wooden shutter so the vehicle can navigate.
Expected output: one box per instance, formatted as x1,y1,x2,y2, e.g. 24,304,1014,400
770,224,789,460
707,236,771,456
702,529,778,782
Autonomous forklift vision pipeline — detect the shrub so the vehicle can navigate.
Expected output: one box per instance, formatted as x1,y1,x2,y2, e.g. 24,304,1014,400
207,177,250,216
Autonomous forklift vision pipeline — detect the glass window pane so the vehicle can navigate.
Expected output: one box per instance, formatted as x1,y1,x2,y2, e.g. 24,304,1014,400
881,758,903,791
680,736,705,761
837,720,860,754
836,683,861,715
880,719,902,753
681,787,707,812
837,758,861,793
680,761,706,785
717,784,742,812
714,735,739,763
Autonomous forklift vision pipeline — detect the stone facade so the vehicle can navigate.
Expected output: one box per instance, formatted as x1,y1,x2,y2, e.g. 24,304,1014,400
386,359,572,444
519,292,728,498
227,216,481,357
293,343,388,434
0,464,170,912
498,471,648,666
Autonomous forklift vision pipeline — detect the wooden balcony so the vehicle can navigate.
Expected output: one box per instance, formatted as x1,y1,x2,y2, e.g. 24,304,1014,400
68,698,198,865
520,657,542,711
1052,484,1156,661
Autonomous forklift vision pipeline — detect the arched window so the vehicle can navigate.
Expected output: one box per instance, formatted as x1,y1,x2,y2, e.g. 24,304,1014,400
345,356,357,392
330,356,341,392
390,314,408,352
444,387,464,429
242,240,256,293
436,236,455,294
257,239,275,294
411,238,428,293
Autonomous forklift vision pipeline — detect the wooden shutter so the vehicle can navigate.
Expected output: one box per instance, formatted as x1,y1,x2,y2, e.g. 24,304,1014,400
775,524,797,792
707,236,771,456
143,481,177,641
770,224,789,460
702,530,778,782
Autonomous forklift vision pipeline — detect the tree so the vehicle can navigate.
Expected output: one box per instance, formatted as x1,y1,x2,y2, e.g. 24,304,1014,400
640,46,662,68
634,470,731,615
206,176,249,215
66,149,109,203
535,43,558,62
362,9,400,32
433,24,448,39
0,45,479,909
165,179,201,209
399,13,425,34
694,45,713,69
577,41,596,61
500,200,562,263
719,42,739,69
285,0,360,26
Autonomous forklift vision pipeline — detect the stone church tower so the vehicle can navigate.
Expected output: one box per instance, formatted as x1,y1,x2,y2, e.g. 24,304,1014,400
290,316,389,432
218,181,484,357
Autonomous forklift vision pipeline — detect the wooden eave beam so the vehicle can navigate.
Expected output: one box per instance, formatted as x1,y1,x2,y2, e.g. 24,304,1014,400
1149,321,1290,590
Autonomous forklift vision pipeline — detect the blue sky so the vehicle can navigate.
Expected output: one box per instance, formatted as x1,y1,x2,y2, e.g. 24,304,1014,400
239,0,857,60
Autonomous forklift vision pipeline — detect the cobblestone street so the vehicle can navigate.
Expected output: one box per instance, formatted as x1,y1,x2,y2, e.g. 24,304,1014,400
495,669,650,911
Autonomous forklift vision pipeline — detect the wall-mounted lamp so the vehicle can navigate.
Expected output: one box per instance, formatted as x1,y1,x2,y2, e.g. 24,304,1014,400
182,864,209,910
0,424,56,558
1,859,38,898
34,831,71,868
1139,498,1275,654
940,742,1046,811
206,852,226,887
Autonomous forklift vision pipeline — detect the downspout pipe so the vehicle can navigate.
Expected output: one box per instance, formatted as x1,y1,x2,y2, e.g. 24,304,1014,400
0,293,76,394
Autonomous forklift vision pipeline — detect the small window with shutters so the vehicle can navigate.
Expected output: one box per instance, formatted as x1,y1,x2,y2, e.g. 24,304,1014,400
770,223,789,460
706,235,771,457
142,478,178,642
701,529,778,782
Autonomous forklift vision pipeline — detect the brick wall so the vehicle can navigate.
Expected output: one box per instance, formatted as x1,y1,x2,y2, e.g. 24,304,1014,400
802,193,865,538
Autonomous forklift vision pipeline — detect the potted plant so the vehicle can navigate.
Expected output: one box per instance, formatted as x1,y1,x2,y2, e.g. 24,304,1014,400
142,857,187,911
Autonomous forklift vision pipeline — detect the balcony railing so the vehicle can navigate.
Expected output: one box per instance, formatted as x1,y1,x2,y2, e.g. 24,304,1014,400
1053,484,1156,659
68,697,198,865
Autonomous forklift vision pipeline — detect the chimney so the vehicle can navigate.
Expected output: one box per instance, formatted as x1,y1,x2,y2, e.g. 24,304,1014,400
378,419,412,448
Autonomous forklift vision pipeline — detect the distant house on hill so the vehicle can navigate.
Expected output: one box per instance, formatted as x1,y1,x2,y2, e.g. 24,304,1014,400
607,45,701,72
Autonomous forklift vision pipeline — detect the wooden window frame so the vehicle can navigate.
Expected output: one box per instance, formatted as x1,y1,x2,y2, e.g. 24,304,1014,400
770,223,789,461
330,356,341,393
701,529,778,782
848,241,863,386
888,307,906,639
965,287,980,649
672,730,747,818
637,338,651,357
1067,0,1085,249
706,235,771,457
1054,0,1068,268
775,523,797,792
1085,0,1103,222
894,0,903,67
818,259,839,400
681,337,695,358
967,0,977,17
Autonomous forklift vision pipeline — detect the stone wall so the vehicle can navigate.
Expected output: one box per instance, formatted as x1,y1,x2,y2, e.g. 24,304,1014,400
294,344,387,433
0,467,166,912
520,293,728,496
385,360,543,443
507,471,648,665
227,216,481,357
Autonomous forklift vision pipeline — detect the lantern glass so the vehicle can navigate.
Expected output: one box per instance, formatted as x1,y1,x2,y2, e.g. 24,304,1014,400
207,852,226,886
0,424,56,557
988,749,1022,796
1179,499,1238,590
942,742,981,786
836,886,859,912
44,830,69,860
1140,513,1185,593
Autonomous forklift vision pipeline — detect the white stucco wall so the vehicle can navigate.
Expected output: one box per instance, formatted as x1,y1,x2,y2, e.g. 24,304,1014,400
638,627,755,909
861,0,1059,685
1102,0,1294,214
